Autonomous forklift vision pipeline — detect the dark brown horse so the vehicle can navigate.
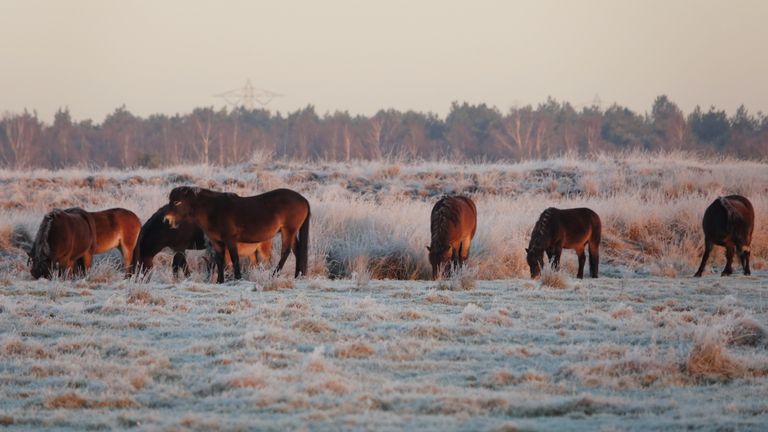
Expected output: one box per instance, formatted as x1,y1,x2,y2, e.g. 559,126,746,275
134,204,273,279
526,207,601,279
694,195,754,277
427,196,477,280
28,208,97,279
163,187,310,282
90,208,141,274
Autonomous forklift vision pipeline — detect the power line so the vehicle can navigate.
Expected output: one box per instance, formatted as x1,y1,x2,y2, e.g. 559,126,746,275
214,79,284,109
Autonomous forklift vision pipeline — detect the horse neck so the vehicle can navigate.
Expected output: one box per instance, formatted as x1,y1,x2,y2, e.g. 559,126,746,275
431,203,456,248
530,209,555,250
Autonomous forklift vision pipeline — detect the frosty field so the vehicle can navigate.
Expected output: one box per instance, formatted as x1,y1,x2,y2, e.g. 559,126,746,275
2,276,767,431
0,153,767,430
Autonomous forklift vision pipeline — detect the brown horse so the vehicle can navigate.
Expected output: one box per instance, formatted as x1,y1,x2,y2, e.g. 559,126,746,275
28,208,97,279
163,187,310,282
526,207,601,279
694,195,754,277
90,208,141,274
427,196,477,280
134,204,272,278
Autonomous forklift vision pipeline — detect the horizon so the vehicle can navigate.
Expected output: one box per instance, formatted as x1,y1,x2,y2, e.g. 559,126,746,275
2,0,767,123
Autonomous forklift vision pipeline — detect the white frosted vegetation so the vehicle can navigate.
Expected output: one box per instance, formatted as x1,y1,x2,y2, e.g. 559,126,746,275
0,153,766,429
1,152,766,280
1,277,767,429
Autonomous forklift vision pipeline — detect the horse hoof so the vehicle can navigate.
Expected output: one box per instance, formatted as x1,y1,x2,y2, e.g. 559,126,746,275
693,273,702,278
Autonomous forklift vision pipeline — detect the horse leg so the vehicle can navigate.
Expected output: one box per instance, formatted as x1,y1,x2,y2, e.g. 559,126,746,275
551,246,562,270
588,241,599,278
119,239,137,276
172,252,189,279
75,258,86,277
722,244,735,276
259,239,273,268
460,239,472,267
273,230,293,276
213,242,226,283
227,241,242,280
576,248,586,279
81,253,93,277
694,238,713,277
742,248,751,276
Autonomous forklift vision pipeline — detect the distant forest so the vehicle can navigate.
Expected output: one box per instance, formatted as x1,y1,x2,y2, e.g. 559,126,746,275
1,95,766,169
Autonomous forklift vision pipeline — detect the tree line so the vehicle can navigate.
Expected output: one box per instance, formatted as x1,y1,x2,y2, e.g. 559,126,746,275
1,95,766,169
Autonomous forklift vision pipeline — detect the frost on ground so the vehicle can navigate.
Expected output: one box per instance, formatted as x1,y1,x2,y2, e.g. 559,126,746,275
0,277,767,430
0,153,767,430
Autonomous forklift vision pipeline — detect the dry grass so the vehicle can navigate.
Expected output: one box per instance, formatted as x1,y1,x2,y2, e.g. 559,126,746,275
727,318,767,347
126,288,166,306
686,338,747,380
539,269,571,289
45,392,138,409
217,298,253,314
292,319,334,334
334,342,376,359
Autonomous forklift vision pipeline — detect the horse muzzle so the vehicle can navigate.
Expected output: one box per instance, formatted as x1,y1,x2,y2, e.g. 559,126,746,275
163,214,179,229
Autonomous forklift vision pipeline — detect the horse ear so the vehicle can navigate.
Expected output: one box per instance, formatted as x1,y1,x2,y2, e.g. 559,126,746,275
525,248,529,253
426,246,431,252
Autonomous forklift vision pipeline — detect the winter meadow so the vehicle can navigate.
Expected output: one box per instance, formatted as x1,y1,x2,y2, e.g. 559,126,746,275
0,152,766,430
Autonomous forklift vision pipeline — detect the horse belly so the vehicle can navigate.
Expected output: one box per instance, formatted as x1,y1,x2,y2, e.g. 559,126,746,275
95,231,120,254
237,222,280,244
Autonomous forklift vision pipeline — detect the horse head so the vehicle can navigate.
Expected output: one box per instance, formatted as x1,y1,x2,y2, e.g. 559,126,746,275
525,246,545,279
164,186,199,228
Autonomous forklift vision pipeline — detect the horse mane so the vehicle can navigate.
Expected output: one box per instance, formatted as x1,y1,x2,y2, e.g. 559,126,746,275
32,209,63,262
529,207,556,250
430,197,463,250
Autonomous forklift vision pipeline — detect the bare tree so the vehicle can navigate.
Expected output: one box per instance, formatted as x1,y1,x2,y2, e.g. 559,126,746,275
1,111,39,168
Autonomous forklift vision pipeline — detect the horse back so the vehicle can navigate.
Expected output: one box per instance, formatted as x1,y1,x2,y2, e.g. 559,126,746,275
431,196,477,244
90,208,142,253
50,208,97,259
209,188,310,241
533,207,600,249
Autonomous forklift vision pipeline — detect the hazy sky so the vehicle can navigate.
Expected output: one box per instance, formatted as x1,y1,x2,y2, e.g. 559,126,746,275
1,0,767,122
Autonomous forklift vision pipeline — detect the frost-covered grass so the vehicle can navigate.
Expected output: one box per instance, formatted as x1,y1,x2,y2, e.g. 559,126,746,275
1,153,767,429
1,276,767,430
0,151,766,280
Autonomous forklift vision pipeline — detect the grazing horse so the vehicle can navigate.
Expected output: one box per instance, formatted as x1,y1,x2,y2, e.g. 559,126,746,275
89,208,141,274
163,187,310,282
427,195,477,280
28,208,97,279
526,207,601,279
694,195,754,277
134,204,273,279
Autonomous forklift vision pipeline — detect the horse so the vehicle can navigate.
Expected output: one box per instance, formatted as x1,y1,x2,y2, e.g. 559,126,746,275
134,204,273,279
89,208,141,274
163,187,310,282
694,195,754,277
526,207,601,279
27,208,98,279
427,195,477,280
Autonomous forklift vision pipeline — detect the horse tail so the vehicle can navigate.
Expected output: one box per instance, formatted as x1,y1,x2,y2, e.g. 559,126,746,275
719,196,736,232
295,209,310,277
590,209,602,245
131,228,143,273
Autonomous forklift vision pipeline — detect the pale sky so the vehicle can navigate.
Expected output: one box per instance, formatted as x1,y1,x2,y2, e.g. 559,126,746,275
1,0,766,122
